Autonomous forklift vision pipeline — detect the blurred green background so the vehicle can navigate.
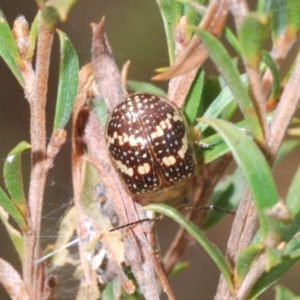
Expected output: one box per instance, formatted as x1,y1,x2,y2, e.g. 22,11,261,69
0,1,300,299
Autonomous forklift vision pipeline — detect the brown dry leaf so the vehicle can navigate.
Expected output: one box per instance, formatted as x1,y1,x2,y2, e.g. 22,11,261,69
91,17,123,112
0,258,30,300
71,17,175,300
86,18,174,299
73,64,132,299
72,62,159,298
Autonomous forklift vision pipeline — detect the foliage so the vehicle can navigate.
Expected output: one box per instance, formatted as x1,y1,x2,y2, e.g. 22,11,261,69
0,0,300,299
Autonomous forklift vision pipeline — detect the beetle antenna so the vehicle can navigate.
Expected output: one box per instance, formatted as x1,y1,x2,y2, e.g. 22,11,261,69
109,215,163,232
184,205,235,215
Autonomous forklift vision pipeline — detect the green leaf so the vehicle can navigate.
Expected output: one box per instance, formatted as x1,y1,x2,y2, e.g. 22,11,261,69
193,28,264,144
48,0,78,22
0,9,24,86
102,280,115,300
223,27,242,57
184,69,204,124
258,0,287,41
238,12,270,68
127,80,167,97
26,12,39,61
286,0,300,35
200,75,221,118
203,169,244,230
262,51,281,102
275,285,300,300
198,120,248,164
249,230,300,298
266,247,284,271
156,0,183,64
235,243,263,284
53,30,79,130
198,133,229,164
0,187,27,232
199,118,278,238
41,6,60,30
199,74,248,132
286,165,300,217
0,206,23,263
169,261,190,277
144,203,234,293
4,141,30,217
186,3,202,39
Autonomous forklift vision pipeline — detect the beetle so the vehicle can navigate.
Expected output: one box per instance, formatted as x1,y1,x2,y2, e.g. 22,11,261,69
105,92,197,207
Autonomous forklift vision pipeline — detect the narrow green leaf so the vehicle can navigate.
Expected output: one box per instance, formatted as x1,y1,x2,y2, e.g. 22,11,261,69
200,118,278,237
4,141,30,217
197,133,228,164
264,0,287,42
262,51,281,102
238,12,270,68
169,261,190,277
203,169,244,230
235,243,263,283
184,69,204,124
275,285,299,300
26,12,40,61
48,0,78,22
266,247,284,271
199,74,248,132
54,30,79,130
200,75,221,118
156,0,183,65
257,0,269,12
102,280,115,300
198,120,248,164
286,0,300,35
0,206,24,263
41,6,60,30
223,27,242,57
193,28,264,144
220,100,238,122
127,80,167,97
186,3,202,38
265,201,294,244
286,247,300,260
198,133,229,164
248,218,300,298
0,9,24,86
0,187,27,232
145,203,234,292
286,165,300,217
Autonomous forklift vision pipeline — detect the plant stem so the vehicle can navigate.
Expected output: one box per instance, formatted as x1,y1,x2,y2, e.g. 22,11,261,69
23,20,54,299
268,48,300,161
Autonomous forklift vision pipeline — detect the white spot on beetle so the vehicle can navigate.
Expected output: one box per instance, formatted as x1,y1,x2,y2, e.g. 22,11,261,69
162,155,176,166
150,126,164,139
138,163,151,175
178,134,188,158
114,160,134,176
